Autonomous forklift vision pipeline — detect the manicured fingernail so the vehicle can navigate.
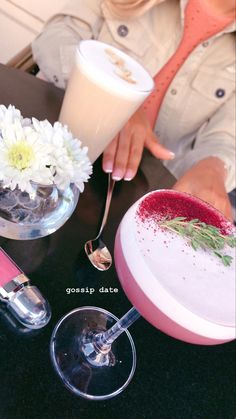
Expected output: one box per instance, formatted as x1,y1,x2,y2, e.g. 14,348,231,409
124,169,134,181
103,161,113,173
112,169,123,181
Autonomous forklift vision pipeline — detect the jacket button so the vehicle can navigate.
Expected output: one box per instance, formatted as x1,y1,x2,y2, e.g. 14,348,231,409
53,75,59,83
117,25,129,37
202,41,209,47
171,88,177,95
215,88,225,98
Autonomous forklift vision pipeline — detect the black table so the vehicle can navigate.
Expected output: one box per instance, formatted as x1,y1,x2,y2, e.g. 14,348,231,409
0,64,235,419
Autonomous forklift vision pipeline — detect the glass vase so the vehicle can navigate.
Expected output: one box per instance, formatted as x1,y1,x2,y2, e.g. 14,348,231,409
0,183,79,240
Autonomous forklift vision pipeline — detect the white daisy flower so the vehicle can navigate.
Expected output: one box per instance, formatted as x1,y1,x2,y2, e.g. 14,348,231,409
0,104,30,131
32,118,92,192
0,119,53,194
0,109,92,196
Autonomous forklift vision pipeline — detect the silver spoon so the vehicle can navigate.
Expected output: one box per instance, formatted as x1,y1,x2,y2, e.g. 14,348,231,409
84,173,116,271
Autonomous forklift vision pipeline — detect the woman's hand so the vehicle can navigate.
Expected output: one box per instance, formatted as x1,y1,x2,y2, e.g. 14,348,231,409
172,157,233,222
102,108,175,181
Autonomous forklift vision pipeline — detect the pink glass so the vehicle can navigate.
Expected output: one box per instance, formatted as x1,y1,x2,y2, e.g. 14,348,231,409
114,189,236,345
50,189,235,400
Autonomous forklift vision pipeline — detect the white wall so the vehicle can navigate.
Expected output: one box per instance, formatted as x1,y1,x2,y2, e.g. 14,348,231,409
0,0,67,63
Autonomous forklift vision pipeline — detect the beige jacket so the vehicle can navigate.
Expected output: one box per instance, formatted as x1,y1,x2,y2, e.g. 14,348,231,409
32,0,236,191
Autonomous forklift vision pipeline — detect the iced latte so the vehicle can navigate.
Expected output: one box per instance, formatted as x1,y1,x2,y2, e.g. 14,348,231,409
59,40,154,163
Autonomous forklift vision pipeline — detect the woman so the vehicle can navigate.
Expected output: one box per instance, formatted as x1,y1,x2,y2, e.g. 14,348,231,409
32,0,236,220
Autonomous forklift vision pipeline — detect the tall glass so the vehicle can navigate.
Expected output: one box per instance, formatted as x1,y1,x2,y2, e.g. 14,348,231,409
59,40,154,163
50,190,235,399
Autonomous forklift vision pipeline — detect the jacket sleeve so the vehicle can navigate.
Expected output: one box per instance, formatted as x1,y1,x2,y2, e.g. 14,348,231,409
168,93,236,192
31,0,103,88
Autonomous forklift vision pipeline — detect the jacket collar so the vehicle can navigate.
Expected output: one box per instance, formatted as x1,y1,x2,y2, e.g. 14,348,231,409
180,0,236,34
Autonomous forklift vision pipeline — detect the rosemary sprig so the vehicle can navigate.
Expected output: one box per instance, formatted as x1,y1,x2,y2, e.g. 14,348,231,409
158,217,236,266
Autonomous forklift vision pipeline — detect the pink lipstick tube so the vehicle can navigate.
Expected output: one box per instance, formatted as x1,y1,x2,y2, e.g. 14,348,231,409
0,247,51,328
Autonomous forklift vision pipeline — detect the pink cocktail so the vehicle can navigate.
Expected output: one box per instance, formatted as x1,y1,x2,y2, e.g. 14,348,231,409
50,189,235,400
114,189,236,345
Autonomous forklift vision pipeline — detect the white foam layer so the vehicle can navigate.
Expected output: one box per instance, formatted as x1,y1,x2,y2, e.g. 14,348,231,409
135,219,235,327
76,40,154,101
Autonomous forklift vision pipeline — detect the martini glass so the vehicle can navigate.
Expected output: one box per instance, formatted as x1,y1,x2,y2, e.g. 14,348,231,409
50,190,236,399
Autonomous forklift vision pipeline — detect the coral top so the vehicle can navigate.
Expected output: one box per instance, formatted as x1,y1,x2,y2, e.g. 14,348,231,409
143,0,234,129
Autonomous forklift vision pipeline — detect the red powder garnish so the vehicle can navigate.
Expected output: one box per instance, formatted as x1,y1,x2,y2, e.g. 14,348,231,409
136,190,233,235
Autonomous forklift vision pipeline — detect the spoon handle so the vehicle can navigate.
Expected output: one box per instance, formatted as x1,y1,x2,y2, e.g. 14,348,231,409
96,174,116,239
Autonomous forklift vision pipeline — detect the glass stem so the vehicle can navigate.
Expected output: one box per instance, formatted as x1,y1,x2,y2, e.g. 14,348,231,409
95,307,140,350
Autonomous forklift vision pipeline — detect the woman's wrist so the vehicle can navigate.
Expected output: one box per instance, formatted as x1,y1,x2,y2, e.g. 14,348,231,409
193,157,228,182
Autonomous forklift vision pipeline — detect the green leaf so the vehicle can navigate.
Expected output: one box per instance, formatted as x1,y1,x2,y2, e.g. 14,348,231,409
191,239,199,250
158,217,235,266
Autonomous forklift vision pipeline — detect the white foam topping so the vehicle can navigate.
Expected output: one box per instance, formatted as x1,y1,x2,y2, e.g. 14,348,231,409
135,220,235,328
76,40,154,100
